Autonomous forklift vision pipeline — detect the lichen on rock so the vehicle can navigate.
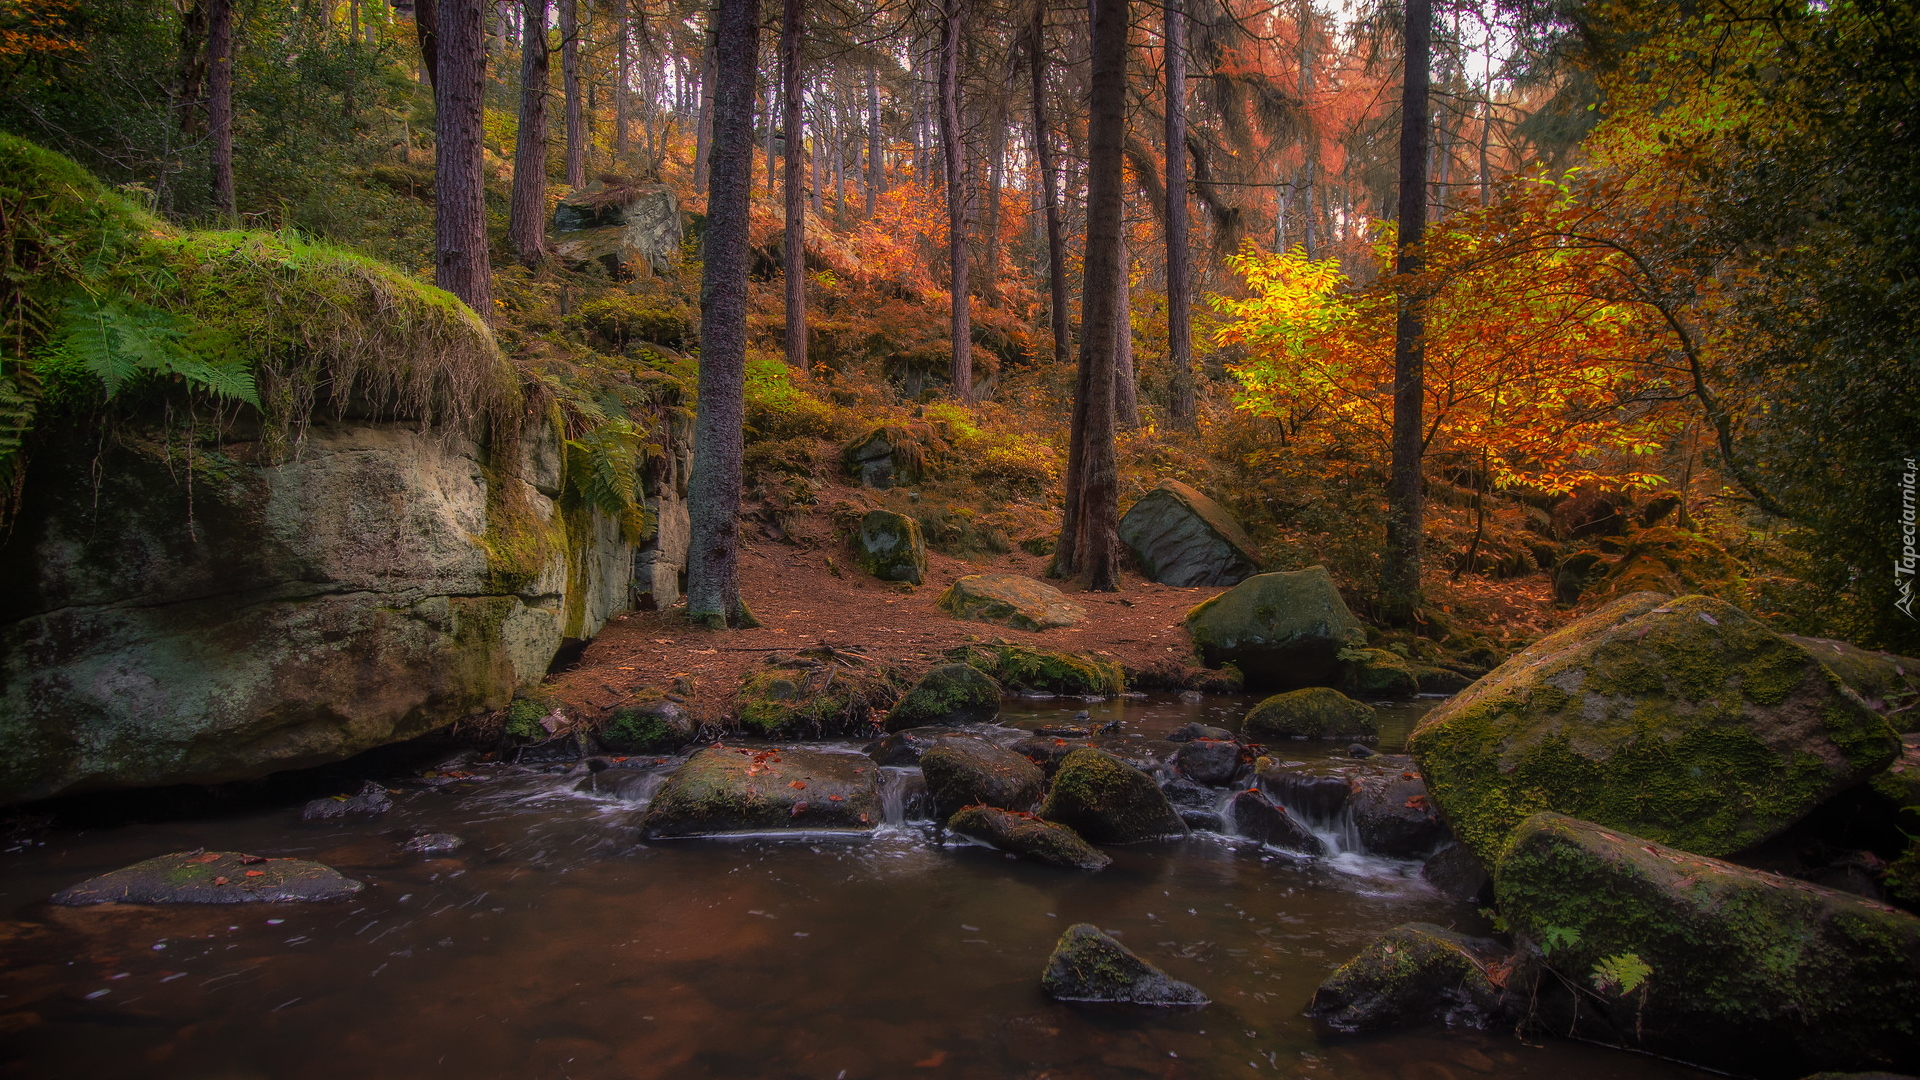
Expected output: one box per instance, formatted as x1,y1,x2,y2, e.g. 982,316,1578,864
1040,923,1209,1005
1241,687,1378,741
883,663,1000,731
856,509,928,584
1183,567,1366,689
937,573,1085,631
1040,748,1187,843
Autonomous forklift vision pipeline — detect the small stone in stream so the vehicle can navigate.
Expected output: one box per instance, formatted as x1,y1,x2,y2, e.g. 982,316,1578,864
920,739,1047,818
1179,809,1228,832
1072,710,1091,720
1035,725,1091,737
864,726,962,766
301,780,392,822
1168,723,1234,743
1040,749,1187,844
949,806,1111,870
1178,690,1205,704
51,850,365,905
400,833,464,855
1160,777,1221,813
1349,771,1449,857
1230,790,1327,855
1421,843,1492,905
1176,739,1249,787
639,746,880,837
1308,922,1510,1032
1009,736,1079,777
1040,923,1210,1006
1349,743,1376,758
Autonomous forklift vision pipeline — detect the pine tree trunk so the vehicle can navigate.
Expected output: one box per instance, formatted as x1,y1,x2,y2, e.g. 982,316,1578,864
416,0,439,88
615,0,631,163
939,0,971,402
686,0,762,629
1164,0,1195,428
208,0,235,219
560,0,584,187
1115,229,1138,427
508,0,549,266
780,0,807,371
866,65,882,214
693,41,714,187
435,0,492,313
1384,0,1430,623
1029,0,1067,367
1057,0,1126,590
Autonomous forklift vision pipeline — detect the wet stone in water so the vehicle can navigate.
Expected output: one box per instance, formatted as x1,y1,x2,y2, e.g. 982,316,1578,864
1175,738,1249,787
639,746,880,837
51,850,365,905
301,780,392,822
948,806,1110,871
400,833,465,855
1167,722,1234,743
919,739,1047,819
1229,789,1326,856
1040,923,1209,1005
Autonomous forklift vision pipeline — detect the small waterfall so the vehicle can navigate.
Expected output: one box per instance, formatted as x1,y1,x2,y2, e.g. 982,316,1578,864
877,767,926,828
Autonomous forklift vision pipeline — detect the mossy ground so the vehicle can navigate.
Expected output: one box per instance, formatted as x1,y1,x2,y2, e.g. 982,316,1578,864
947,643,1123,696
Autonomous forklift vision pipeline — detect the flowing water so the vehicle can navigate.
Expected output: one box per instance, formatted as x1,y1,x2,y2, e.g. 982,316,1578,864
0,694,1711,1080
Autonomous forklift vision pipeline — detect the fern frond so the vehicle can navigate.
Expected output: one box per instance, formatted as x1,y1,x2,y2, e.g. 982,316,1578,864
0,371,36,465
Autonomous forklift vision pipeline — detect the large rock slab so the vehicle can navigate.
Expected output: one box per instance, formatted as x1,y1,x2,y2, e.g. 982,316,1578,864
883,663,1000,731
1241,687,1377,741
1497,813,1920,1078
856,509,927,585
948,806,1110,870
919,738,1046,818
938,574,1085,631
550,181,684,277
52,850,364,905
638,746,880,837
1308,922,1510,1032
1408,593,1901,862
1118,479,1261,587
1040,749,1187,843
1183,567,1365,689
1040,923,1209,1005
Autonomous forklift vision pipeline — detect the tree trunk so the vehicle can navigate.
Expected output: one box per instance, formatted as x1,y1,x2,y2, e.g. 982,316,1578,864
435,0,492,313
983,109,1005,305
866,64,882,215
615,0,631,163
1164,0,1195,428
176,0,208,137
416,0,439,88
780,0,807,371
1056,0,1125,590
938,0,971,402
809,105,823,213
686,0,762,629
207,0,235,219
1029,0,1067,367
1115,229,1138,427
1383,0,1430,623
508,0,549,266
560,0,585,188
693,40,714,187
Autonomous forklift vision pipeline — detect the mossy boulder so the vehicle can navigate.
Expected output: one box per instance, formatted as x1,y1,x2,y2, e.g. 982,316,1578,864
919,738,1047,818
1241,687,1378,741
948,805,1111,870
1183,567,1366,689
599,700,695,753
734,648,902,738
1495,813,1920,1077
1040,748,1187,843
1408,593,1901,863
1040,923,1209,1005
1788,635,1920,730
1117,478,1261,587
51,850,364,905
948,643,1124,697
856,509,928,585
1307,922,1510,1032
938,573,1085,631
1338,648,1420,697
1175,738,1249,786
637,745,880,837
882,664,1001,731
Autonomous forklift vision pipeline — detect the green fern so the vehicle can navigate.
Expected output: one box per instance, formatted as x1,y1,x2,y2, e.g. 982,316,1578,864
0,368,37,467
564,418,659,544
46,297,260,407
1591,952,1652,996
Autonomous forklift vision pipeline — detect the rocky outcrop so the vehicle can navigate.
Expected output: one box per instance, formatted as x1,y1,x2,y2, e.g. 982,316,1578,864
551,181,685,277
948,806,1110,870
1117,479,1261,587
919,738,1047,818
1308,922,1510,1032
1041,749,1187,843
1040,923,1209,1005
883,663,1001,730
938,573,1085,631
0,420,639,805
1496,813,1920,1078
638,746,880,836
1241,687,1378,741
1408,593,1901,862
51,850,364,905
1183,567,1366,688
856,509,928,585
631,410,692,610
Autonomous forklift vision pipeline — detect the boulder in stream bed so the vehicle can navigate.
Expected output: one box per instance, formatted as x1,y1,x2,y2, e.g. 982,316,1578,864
948,806,1111,870
1241,687,1377,742
1229,789,1325,855
1183,567,1366,689
883,663,1001,731
1307,922,1511,1032
1117,479,1262,587
51,850,365,905
1040,749,1187,843
919,738,1047,818
1174,739,1249,786
865,726,961,766
1040,923,1209,1005
938,574,1085,631
1167,722,1235,743
638,746,880,837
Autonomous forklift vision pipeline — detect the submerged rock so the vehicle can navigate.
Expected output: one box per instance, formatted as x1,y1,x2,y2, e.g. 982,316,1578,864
52,850,364,905
1497,813,1920,1078
856,509,928,585
1308,922,1510,1032
1183,567,1366,689
938,574,1085,631
399,833,464,855
919,739,1047,818
301,780,392,822
883,664,1001,731
1040,923,1209,1005
1040,749,1186,844
1117,479,1262,587
638,746,880,837
1229,789,1326,855
948,806,1110,870
1241,687,1378,742
1167,722,1234,743
1409,593,1902,862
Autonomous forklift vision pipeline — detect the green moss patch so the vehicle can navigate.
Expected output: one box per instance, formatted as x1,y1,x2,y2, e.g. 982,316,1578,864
734,647,903,738
1242,687,1378,741
946,643,1123,697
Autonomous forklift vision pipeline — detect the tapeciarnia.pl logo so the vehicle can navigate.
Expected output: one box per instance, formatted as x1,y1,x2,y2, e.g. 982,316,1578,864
1900,456,1917,620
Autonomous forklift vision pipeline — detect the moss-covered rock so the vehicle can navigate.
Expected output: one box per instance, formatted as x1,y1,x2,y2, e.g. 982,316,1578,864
51,850,364,905
1307,922,1510,1032
1175,738,1249,786
1495,813,1920,1078
1789,635,1920,730
856,509,928,585
1040,923,1209,1005
638,745,880,837
937,573,1085,631
948,805,1111,870
947,643,1124,697
1408,593,1901,863
1040,748,1187,843
919,738,1047,818
734,648,902,738
1117,478,1261,587
1338,647,1420,697
1241,687,1378,741
1183,567,1366,689
599,700,695,753
882,663,1001,731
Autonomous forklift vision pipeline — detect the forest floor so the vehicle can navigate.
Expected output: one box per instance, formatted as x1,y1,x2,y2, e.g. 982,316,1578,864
543,486,1567,727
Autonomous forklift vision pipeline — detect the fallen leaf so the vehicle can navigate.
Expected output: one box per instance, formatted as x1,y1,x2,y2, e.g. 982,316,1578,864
244,870,265,878
238,854,267,865
828,794,843,802
790,802,809,816
1404,796,1427,810
915,1051,947,1069
212,876,229,886
789,781,807,790
184,852,220,864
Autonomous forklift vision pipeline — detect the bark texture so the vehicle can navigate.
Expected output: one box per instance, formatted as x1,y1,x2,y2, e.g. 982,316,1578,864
208,0,235,218
1029,0,1067,367
508,0,550,267
781,0,807,370
938,0,971,401
560,0,585,188
1164,0,1195,428
434,0,492,314
1384,0,1430,622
